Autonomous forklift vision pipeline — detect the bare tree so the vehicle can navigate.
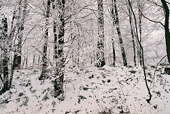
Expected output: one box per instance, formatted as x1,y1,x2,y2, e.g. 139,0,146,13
112,0,127,66
127,1,137,66
139,0,170,69
53,0,65,99
137,0,143,65
161,0,170,64
0,0,28,94
39,0,51,80
96,0,105,67
128,0,152,103
14,0,28,69
110,0,116,66
0,16,9,94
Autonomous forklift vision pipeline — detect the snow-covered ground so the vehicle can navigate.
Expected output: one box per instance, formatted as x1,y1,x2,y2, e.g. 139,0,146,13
0,65,170,114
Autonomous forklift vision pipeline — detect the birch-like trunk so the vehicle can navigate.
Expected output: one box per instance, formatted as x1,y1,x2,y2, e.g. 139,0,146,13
96,0,105,67
0,17,10,94
14,0,27,69
113,0,127,66
128,0,152,103
39,0,51,80
111,0,116,66
53,0,65,99
127,0,136,66
137,0,143,65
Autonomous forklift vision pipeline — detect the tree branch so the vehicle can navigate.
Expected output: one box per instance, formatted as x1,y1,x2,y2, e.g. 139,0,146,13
147,0,163,8
139,10,165,27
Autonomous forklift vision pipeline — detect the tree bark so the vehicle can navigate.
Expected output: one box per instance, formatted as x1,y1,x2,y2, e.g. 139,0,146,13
127,0,137,66
161,0,170,64
96,0,105,67
111,0,116,66
128,0,152,103
53,0,65,98
39,0,51,80
0,17,10,94
113,0,127,66
111,39,116,66
137,0,143,65
14,0,27,69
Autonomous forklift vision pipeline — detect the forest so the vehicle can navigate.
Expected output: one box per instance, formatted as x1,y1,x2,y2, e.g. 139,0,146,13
0,0,170,113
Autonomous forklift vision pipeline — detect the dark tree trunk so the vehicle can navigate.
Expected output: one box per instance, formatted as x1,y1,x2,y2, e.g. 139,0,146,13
53,0,65,99
9,52,17,89
111,38,116,66
161,0,170,64
39,0,51,80
113,0,127,66
53,20,58,59
96,0,105,67
127,1,136,66
0,17,10,94
127,0,142,66
128,0,152,103
137,0,143,66
111,0,116,66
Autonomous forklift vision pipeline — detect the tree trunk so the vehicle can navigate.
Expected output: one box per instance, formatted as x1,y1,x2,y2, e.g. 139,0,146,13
128,0,152,103
137,0,143,65
111,39,116,66
0,17,10,94
127,0,136,66
53,0,65,99
14,0,27,69
96,0,105,67
113,0,127,66
53,20,58,59
111,0,116,66
39,0,51,80
161,0,170,64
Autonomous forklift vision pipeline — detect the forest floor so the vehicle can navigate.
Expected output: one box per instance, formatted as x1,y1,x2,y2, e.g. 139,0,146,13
0,65,170,114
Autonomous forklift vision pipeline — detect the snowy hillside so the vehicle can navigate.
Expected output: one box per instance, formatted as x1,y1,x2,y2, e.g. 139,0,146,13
0,65,170,114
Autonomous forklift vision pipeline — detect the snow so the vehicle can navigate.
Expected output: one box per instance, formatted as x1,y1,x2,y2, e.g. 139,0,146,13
0,65,170,114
